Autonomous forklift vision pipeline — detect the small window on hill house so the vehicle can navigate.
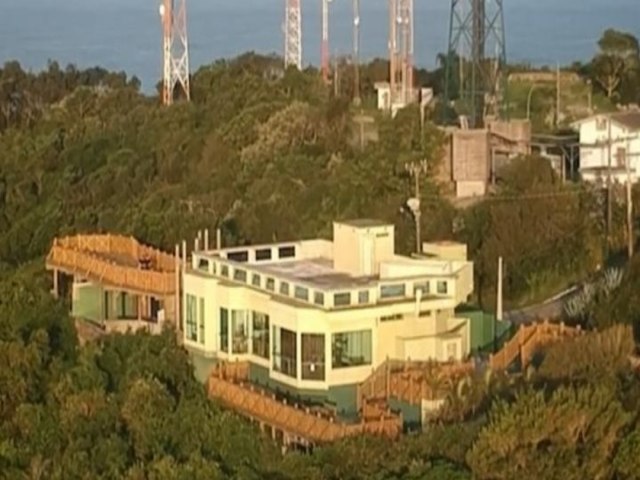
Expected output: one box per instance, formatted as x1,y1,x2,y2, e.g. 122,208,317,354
437,281,448,295
278,246,296,259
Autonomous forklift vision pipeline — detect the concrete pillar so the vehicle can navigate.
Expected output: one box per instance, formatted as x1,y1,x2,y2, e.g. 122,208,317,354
204,229,210,251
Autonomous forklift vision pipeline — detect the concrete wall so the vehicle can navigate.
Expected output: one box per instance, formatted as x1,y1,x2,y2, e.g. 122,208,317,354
332,222,395,276
452,130,491,182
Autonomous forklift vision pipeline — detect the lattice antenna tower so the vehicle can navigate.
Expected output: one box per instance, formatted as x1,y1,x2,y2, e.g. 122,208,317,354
389,0,414,106
159,0,190,106
321,0,334,83
285,0,302,69
444,0,507,127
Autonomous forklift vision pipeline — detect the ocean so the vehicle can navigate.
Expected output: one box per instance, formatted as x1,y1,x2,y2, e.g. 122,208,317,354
2,0,639,92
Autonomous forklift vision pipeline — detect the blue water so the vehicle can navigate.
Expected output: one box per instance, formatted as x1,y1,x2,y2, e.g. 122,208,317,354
1,0,639,92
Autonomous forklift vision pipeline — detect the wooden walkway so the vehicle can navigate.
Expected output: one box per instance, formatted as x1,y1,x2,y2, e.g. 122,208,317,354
46,234,178,296
489,320,582,371
356,359,475,410
207,362,402,446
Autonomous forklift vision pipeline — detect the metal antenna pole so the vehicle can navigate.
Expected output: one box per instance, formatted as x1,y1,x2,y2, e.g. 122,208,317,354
353,0,361,105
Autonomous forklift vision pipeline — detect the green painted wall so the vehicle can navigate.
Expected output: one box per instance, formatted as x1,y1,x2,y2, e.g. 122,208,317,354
72,283,104,322
388,398,421,432
459,308,513,354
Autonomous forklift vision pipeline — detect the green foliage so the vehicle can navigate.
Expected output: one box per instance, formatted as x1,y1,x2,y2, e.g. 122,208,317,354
590,29,640,102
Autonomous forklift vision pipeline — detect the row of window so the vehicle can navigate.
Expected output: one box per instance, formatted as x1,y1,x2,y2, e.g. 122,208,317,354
214,307,372,381
226,245,296,263
196,256,450,309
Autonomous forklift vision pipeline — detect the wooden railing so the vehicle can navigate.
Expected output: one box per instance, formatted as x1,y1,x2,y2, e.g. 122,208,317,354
47,235,177,296
489,320,582,371
54,234,176,272
208,362,402,444
356,359,475,409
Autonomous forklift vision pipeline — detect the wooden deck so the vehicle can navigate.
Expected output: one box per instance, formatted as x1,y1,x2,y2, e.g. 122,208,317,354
46,234,178,296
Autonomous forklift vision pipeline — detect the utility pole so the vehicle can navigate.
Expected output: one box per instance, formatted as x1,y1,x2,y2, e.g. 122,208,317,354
496,256,503,321
607,114,613,250
555,62,560,128
159,0,190,106
284,0,302,70
405,159,428,254
625,141,634,257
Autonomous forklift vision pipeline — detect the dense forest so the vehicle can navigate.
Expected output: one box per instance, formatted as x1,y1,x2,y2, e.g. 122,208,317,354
2,28,640,479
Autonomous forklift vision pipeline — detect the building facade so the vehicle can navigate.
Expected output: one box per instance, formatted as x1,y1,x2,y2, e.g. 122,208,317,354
574,112,640,184
181,220,473,402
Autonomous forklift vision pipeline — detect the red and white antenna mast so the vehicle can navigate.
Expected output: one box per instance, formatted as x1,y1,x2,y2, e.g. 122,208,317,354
159,0,190,106
389,0,414,106
321,0,333,83
284,0,302,70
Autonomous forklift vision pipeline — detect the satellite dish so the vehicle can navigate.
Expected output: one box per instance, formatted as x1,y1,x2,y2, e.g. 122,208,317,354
407,198,420,212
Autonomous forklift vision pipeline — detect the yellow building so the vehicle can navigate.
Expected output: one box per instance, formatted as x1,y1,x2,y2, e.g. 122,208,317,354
183,220,474,399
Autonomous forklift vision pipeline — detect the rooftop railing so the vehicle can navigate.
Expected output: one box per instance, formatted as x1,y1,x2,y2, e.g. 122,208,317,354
190,252,471,311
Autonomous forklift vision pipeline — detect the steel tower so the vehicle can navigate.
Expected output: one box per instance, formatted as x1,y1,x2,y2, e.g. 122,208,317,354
353,0,361,104
285,0,302,69
321,0,333,83
159,0,190,106
389,0,414,107
445,0,507,127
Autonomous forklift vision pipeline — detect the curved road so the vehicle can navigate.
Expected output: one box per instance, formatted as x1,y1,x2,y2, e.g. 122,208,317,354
504,286,579,325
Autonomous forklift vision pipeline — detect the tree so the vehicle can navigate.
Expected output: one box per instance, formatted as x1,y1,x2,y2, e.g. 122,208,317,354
590,29,640,100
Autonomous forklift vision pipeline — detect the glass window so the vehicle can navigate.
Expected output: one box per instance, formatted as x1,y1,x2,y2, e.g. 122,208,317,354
334,292,351,307
380,284,406,299
231,310,249,354
332,330,372,369
273,326,297,378
294,286,309,301
280,282,290,295
220,265,229,277
380,313,403,322
266,278,275,291
251,312,269,359
414,282,430,295
198,297,205,345
233,268,247,283
251,274,261,287
227,250,249,263
185,294,197,342
314,291,325,306
278,246,296,259
255,248,272,261
219,308,229,352
437,281,448,294
302,334,325,381
197,258,209,272
358,290,370,304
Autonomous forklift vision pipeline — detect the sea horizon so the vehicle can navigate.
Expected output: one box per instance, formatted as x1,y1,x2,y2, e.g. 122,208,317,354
1,0,639,92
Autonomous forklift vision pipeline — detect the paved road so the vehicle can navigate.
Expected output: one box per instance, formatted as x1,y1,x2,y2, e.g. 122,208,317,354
504,286,579,325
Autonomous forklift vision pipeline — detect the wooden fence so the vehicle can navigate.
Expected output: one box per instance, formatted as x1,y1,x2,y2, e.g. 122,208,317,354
489,320,582,371
47,235,177,296
208,362,402,444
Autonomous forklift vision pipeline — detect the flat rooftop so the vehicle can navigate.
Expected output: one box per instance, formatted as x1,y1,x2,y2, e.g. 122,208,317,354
338,219,391,229
251,257,376,289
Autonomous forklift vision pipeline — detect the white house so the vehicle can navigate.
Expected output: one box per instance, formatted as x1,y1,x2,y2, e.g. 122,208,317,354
573,112,640,184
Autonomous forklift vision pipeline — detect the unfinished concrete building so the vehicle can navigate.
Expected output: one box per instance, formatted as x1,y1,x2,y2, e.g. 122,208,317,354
437,119,532,198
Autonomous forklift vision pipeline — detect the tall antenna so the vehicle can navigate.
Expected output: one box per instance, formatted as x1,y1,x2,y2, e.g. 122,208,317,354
321,0,333,83
285,0,302,70
353,0,361,104
445,0,507,128
159,0,190,106
389,0,414,107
